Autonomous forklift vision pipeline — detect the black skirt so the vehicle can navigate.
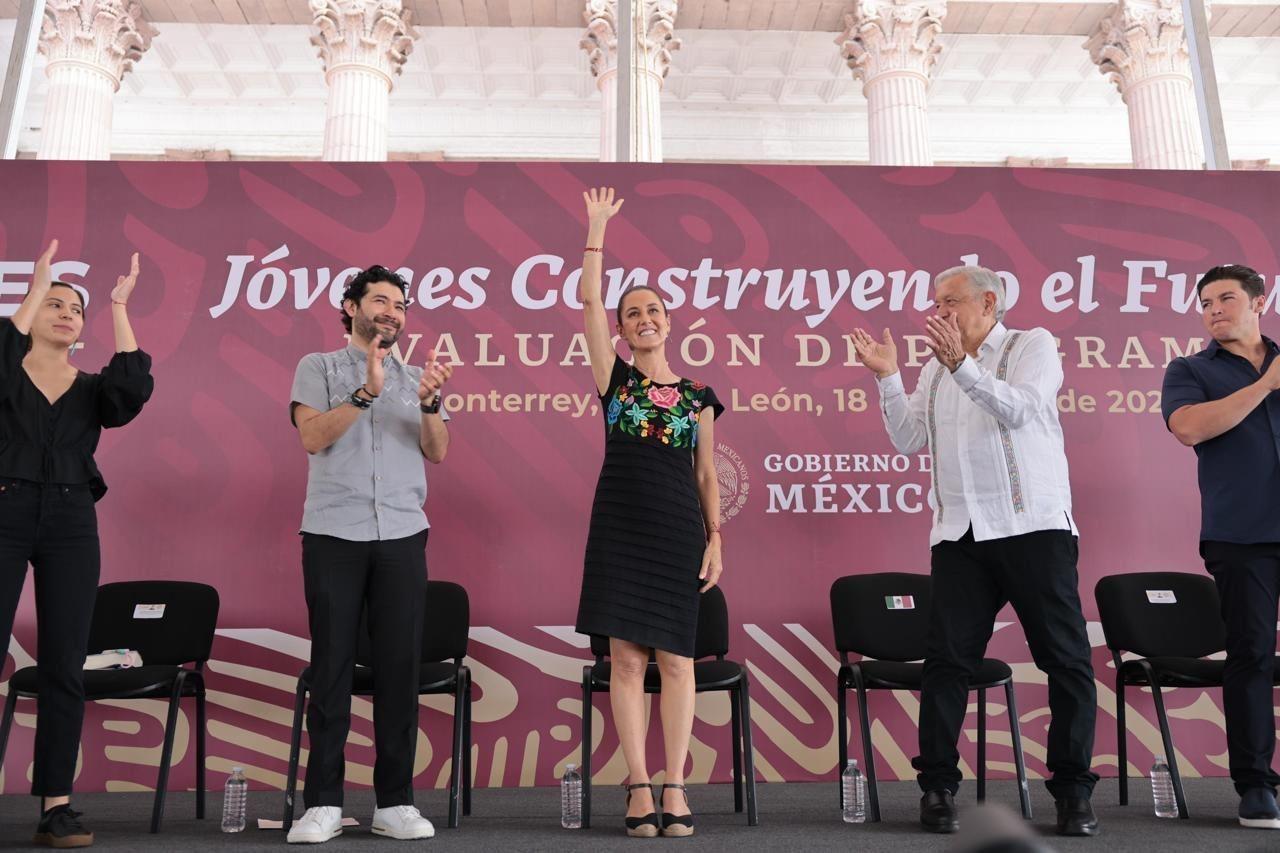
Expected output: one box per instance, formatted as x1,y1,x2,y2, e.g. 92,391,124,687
575,356,723,657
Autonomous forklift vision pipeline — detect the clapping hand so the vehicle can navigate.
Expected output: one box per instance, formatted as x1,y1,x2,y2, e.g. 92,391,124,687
32,240,58,296
418,348,453,404
851,328,899,379
110,253,140,305
924,314,965,372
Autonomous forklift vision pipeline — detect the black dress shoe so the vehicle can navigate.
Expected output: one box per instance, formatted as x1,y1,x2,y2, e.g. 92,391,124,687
920,790,959,834
1055,797,1099,836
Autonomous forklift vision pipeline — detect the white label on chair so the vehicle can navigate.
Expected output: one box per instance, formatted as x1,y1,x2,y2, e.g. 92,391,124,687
1145,590,1176,604
884,595,916,610
133,604,165,619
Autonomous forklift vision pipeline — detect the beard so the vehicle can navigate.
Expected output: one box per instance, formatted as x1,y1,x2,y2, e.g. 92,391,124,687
354,312,401,346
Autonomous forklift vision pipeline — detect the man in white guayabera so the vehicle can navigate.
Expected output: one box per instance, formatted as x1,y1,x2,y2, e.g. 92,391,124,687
852,265,1099,838
286,266,453,844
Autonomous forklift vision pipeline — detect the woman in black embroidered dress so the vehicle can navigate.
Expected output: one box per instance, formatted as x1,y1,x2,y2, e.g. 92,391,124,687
573,188,724,838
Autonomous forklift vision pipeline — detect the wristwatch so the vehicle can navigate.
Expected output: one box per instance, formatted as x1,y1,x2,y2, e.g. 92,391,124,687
420,395,441,415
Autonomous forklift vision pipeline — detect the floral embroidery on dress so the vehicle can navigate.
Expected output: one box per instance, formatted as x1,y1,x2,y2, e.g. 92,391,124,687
607,365,714,449
648,386,681,409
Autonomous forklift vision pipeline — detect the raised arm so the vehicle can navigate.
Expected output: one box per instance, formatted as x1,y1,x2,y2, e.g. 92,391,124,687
853,327,928,454
417,348,452,464
109,253,141,353
942,326,1062,430
12,240,57,335
1166,357,1280,446
581,186,624,396
292,338,388,455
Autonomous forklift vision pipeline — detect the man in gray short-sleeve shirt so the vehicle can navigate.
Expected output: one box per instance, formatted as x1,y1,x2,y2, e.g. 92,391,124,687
285,265,453,844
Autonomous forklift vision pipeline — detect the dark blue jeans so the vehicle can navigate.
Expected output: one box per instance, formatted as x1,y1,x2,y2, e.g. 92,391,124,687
1203,540,1280,795
0,479,99,797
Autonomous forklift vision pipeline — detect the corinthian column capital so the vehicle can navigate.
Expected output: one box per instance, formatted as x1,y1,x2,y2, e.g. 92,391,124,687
581,0,681,82
837,0,947,85
39,0,156,90
310,0,417,86
1086,0,1203,99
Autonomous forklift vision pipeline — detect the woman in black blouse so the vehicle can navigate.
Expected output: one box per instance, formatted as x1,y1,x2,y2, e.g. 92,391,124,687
0,240,153,848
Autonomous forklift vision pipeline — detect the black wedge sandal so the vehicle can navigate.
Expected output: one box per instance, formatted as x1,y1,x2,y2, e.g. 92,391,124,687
624,782,659,838
660,783,695,838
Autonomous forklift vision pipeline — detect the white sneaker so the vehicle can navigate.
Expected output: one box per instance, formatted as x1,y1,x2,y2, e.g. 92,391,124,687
287,806,343,844
372,805,435,840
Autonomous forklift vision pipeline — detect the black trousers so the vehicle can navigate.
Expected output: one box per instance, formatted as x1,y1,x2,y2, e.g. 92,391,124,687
915,527,1099,799
1202,540,1280,795
301,530,428,809
0,479,99,798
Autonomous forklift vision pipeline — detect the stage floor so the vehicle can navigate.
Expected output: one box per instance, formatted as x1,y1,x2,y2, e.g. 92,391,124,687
0,778,1273,852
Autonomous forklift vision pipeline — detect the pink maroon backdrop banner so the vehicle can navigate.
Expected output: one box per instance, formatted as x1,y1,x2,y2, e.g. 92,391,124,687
0,161,1275,797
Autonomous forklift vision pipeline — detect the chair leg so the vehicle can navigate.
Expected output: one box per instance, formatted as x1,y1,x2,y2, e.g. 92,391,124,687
1149,683,1189,819
283,681,307,831
738,675,759,827
448,680,465,829
730,683,744,814
463,673,473,818
1004,681,1032,821
150,676,185,833
0,689,19,770
854,679,880,823
195,681,207,820
581,668,593,830
976,687,987,804
1116,675,1129,806
836,674,848,810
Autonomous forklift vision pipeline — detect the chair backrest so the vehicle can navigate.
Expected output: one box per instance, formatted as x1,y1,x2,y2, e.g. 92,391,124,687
357,580,470,666
87,581,220,666
830,572,931,662
588,585,731,661
1094,572,1225,659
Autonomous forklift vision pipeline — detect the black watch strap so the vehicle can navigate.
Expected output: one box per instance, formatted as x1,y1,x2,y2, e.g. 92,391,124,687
420,396,441,414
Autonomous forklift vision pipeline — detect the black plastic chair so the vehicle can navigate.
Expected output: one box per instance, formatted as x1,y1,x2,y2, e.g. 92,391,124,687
580,585,758,828
0,580,219,833
282,580,472,830
830,573,1032,822
1095,571,1280,819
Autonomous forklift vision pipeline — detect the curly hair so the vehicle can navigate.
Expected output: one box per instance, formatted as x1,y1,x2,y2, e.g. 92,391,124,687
340,265,409,333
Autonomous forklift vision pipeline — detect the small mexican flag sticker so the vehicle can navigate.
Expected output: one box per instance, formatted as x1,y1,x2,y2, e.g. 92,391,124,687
884,595,916,610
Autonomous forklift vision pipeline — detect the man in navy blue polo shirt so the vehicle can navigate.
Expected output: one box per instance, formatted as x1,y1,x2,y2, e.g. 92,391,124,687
1162,263,1280,830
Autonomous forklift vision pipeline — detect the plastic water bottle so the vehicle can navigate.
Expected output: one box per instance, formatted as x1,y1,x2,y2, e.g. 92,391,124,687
1151,756,1177,818
221,766,248,832
841,759,867,823
561,763,583,829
